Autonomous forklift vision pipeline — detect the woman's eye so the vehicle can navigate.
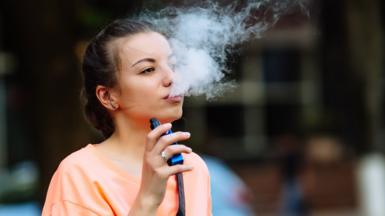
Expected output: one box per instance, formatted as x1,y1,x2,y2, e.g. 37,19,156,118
140,67,155,74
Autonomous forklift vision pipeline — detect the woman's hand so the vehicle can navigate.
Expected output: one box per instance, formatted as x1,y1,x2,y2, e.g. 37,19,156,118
129,123,193,215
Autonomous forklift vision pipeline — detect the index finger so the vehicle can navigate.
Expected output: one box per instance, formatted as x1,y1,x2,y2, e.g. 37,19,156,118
145,123,172,151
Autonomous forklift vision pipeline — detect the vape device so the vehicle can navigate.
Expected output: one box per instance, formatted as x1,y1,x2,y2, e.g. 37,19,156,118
150,118,184,166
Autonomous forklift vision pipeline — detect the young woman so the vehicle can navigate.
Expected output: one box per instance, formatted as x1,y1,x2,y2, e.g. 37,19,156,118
42,18,212,216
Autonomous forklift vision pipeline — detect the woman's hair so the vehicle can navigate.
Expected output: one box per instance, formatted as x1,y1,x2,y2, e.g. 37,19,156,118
81,18,154,138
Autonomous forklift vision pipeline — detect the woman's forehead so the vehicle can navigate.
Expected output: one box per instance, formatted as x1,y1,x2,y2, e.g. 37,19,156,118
119,32,172,60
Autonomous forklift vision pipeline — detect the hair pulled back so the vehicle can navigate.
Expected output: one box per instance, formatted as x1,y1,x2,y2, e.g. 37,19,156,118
81,18,153,138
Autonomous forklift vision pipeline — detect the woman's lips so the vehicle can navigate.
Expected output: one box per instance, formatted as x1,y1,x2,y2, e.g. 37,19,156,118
164,95,183,103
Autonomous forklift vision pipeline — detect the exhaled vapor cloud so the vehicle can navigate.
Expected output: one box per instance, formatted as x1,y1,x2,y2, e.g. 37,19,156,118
139,0,308,99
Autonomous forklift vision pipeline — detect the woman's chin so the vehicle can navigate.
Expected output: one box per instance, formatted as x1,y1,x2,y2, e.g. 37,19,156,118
156,110,183,123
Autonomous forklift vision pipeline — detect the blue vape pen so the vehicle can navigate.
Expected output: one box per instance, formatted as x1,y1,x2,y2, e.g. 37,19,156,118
150,118,184,166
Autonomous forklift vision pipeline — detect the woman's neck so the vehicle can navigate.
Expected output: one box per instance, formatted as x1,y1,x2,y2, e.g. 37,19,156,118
106,116,150,162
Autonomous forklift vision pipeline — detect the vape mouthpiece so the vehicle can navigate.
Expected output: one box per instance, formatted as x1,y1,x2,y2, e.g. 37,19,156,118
150,118,161,130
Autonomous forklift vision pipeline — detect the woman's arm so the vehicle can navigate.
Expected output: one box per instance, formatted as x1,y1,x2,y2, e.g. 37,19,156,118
127,196,158,216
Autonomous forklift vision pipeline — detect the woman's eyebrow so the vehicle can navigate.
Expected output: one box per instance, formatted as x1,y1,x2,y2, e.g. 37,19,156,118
131,58,156,67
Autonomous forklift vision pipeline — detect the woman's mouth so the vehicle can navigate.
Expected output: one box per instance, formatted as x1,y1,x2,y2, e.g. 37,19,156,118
164,95,183,103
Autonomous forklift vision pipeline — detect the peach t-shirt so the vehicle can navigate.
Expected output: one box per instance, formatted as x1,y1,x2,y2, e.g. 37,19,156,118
42,144,212,216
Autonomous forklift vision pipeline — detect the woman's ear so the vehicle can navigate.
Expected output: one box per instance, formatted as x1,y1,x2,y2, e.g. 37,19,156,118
96,85,119,111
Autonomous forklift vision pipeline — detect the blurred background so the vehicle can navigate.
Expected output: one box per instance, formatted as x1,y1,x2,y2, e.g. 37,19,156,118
0,0,384,215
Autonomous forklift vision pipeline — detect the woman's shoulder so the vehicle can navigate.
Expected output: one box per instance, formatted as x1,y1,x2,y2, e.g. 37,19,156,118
55,144,95,174
184,151,210,175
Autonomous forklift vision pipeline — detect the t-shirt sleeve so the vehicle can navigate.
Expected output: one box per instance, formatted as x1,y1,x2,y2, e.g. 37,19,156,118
204,158,213,215
184,152,213,216
42,158,114,216
207,172,213,215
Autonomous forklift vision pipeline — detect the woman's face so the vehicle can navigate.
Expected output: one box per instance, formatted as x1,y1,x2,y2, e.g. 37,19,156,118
111,31,183,123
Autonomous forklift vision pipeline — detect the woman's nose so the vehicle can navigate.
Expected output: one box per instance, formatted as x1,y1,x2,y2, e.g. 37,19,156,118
162,64,174,87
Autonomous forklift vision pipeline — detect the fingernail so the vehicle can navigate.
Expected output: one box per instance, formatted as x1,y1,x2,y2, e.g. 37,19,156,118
184,132,191,137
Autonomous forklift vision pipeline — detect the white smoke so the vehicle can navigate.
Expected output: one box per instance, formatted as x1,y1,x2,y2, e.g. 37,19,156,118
139,0,308,99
